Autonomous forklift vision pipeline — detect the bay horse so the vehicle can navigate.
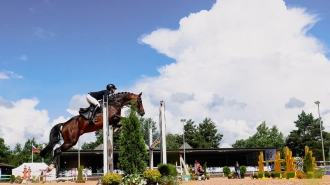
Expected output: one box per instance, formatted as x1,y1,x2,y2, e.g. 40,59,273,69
39,92,145,174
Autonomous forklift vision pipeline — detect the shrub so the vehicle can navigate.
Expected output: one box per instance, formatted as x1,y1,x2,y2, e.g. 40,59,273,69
15,176,22,184
158,164,177,176
303,152,314,173
143,169,161,183
313,169,324,179
264,171,271,178
77,165,84,182
306,172,314,179
101,173,123,185
206,174,210,179
222,166,230,176
227,173,232,179
240,166,247,175
121,174,146,185
203,162,208,177
10,175,15,183
158,176,178,185
252,174,258,179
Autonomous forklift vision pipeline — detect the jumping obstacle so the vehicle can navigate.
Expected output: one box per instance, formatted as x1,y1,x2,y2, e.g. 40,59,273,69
149,101,167,169
257,146,316,179
102,95,113,175
176,154,190,180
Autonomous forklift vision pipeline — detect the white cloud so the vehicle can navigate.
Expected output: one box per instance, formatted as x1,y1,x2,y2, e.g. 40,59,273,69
18,55,28,61
0,96,95,149
130,0,330,145
34,27,56,38
66,94,89,116
0,70,23,79
35,28,45,38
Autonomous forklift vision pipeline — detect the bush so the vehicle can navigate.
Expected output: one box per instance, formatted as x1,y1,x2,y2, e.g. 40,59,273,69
264,171,271,178
10,175,15,183
252,174,258,179
222,166,230,176
206,174,210,179
203,162,208,177
101,173,123,185
303,152,314,173
77,165,85,182
121,174,146,185
143,169,161,183
227,173,232,179
158,164,177,176
306,172,314,179
240,166,247,175
158,176,178,185
313,169,324,179
15,176,22,184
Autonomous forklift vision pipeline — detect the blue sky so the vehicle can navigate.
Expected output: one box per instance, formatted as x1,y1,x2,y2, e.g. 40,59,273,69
1,0,217,119
1,0,330,148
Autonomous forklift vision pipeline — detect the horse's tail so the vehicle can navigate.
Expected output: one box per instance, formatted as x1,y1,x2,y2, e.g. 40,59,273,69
39,123,64,158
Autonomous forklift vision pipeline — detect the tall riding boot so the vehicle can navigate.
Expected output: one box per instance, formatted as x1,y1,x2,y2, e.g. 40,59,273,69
90,106,100,123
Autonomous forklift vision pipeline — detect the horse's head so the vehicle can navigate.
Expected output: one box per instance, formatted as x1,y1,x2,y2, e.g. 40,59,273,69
111,92,145,116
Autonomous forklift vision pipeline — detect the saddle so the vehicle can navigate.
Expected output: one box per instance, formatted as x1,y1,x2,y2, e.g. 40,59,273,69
78,105,102,120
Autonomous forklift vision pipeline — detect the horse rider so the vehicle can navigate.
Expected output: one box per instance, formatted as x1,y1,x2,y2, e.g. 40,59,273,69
86,84,117,122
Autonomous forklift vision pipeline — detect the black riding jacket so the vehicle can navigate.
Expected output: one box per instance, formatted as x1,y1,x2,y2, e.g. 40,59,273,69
89,90,110,100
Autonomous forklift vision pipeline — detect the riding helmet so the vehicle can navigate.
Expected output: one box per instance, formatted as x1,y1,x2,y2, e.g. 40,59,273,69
106,84,117,90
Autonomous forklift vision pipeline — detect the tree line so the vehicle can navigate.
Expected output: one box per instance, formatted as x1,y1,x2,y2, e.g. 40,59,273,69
0,110,329,167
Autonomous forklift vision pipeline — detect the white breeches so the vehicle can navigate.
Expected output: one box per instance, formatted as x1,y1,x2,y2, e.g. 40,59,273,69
86,94,100,107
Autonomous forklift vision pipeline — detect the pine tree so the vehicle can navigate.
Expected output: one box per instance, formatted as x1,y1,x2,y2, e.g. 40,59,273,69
303,152,313,173
118,103,148,174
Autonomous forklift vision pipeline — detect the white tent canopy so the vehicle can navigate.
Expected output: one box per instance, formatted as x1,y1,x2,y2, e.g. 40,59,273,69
12,163,56,178
219,143,233,148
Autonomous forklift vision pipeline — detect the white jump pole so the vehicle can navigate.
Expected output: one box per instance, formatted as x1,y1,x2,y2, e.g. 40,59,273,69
103,96,109,175
149,121,153,169
108,124,113,172
159,101,167,164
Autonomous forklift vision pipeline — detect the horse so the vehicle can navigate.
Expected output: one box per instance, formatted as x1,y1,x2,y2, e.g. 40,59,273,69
39,92,145,175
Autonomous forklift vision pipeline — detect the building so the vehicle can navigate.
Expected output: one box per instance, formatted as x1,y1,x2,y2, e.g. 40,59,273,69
58,144,276,172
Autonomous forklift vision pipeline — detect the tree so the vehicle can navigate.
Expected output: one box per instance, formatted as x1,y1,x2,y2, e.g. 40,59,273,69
0,138,10,163
140,117,160,149
183,119,199,148
166,133,182,149
286,111,330,160
118,104,148,174
197,118,223,148
232,121,285,159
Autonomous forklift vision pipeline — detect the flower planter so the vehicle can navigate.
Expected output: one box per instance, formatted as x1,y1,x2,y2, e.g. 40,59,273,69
287,172,295,178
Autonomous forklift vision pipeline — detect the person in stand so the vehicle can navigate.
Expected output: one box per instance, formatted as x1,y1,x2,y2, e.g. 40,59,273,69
196,163,205,180
86,84,117,123
235,161,241,179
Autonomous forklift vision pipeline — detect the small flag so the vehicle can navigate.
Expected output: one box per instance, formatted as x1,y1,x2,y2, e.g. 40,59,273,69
32,145,40,153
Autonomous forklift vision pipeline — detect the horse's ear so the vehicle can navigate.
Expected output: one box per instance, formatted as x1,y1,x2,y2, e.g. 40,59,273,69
139,92,142,97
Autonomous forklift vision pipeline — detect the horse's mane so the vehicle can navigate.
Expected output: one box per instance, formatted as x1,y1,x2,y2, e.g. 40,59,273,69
114,92,133,95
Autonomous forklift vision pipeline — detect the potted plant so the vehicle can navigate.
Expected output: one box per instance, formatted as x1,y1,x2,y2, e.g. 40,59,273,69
222,166,230,177
240,166,247,179
264,171,271,178
143,169,161,185
101,173,122,185
77,165,85,183
227,173,233,179
122,174,146,185
10,175,15,183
